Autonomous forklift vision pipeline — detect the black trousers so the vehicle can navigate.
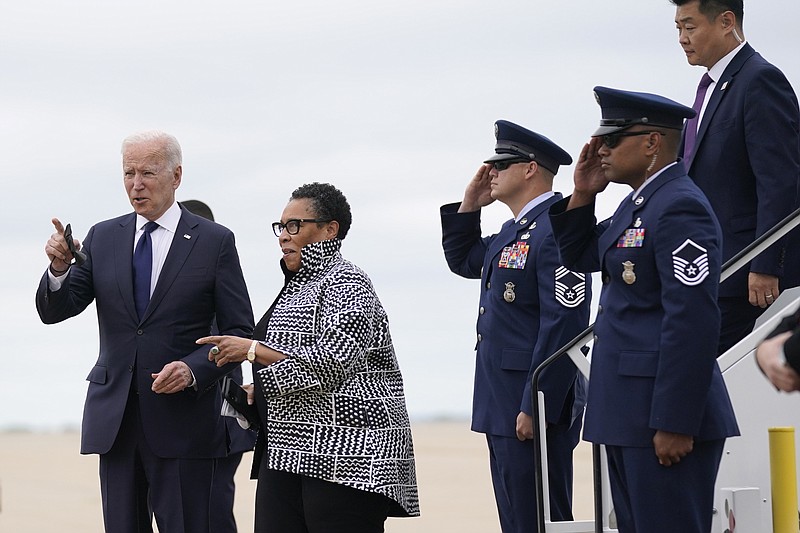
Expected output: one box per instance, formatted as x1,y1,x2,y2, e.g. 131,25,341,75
718,296,766,355
210,451,244,533
254,460,391,533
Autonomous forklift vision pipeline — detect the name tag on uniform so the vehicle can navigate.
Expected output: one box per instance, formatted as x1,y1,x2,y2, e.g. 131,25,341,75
499,241,530,269
617,228,645,248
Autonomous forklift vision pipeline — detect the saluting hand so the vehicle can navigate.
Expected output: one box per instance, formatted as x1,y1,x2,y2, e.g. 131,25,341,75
458,164,495,213
568,138,609,210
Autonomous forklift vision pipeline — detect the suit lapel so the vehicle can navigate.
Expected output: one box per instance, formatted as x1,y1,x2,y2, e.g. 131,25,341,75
688,44,754,169
142,210,199,322
115,214,139,322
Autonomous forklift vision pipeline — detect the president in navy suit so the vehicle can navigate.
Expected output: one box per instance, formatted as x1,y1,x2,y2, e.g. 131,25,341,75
441,121,590,532
673,0,800,354
550,88,739,533
37,131,254,533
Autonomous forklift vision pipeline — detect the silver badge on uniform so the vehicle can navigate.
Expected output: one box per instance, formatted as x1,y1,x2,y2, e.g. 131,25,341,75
634,196,644,206
622,261,636,285
554,267,586,308
672,239,710,286
504,282,516,303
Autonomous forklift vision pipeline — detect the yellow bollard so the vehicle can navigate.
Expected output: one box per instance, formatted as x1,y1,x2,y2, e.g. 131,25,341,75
768,427,799,533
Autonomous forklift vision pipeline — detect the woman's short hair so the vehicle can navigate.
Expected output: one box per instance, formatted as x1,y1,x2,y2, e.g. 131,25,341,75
290,182,352,240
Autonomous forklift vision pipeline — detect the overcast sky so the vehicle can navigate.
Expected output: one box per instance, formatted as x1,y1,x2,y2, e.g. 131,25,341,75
2,0,799,430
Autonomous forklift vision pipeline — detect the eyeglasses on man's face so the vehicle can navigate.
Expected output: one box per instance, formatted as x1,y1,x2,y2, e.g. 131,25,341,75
491,159,531,172
601,131,658,149
271,218,331,237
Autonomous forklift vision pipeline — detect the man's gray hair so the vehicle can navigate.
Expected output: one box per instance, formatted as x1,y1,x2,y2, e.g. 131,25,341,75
121,130,183,169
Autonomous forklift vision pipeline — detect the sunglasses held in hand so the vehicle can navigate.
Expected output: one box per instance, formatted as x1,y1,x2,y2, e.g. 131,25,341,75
64,223,88,266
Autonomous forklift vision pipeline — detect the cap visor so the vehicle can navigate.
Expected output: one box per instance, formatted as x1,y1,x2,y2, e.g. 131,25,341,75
592,125,632,136
483,153,522,164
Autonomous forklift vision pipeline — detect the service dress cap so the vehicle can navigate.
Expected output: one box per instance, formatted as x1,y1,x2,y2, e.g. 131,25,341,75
484,120,572,175
592,86,696,136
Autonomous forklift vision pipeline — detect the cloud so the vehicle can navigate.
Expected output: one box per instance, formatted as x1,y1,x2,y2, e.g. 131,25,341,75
3,0,799,428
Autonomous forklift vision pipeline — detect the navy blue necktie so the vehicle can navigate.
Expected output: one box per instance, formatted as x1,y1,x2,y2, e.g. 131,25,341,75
132,221,159,320
683,73,713,161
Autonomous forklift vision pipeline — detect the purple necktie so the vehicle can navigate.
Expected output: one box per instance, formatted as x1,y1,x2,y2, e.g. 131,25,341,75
683,73,713,161
132,221,159,320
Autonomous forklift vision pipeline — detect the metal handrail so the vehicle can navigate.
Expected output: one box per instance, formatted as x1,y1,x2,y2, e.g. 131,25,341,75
530,204,800,533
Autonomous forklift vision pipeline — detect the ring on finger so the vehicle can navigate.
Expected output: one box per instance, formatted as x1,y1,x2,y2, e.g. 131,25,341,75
210,346,220,356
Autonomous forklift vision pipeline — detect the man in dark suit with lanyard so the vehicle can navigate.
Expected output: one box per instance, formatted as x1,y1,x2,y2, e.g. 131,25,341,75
37,131,254,533
672,0,800,354
441,121,590,532
181,199,257,533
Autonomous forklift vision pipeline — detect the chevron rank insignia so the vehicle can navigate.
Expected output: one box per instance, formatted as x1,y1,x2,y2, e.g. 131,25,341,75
555,267,586,308
672,239,710,286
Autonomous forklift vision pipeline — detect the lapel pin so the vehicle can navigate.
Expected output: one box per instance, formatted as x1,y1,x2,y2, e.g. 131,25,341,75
183,234,191,240
720,81,729,90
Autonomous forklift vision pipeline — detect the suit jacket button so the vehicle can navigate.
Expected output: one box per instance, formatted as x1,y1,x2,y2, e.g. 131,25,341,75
486,281,491,290
598,305,603,314
477,333,483,342
128,365,134,372
479,307,485,315
137,329,143,335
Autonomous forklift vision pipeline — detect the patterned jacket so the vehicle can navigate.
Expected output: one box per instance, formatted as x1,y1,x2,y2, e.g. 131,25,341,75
255,238,419,516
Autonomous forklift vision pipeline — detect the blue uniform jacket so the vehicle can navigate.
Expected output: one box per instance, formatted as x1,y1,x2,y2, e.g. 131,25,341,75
683,43,800,296
550,164,739,447
441,194,591,438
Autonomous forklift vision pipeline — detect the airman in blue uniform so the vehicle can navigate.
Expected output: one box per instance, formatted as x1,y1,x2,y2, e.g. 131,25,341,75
441,121,591,532
549,87,740,533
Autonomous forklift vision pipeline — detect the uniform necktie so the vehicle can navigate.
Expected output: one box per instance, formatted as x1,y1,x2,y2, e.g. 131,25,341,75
132,221,159,320
683,73,713,161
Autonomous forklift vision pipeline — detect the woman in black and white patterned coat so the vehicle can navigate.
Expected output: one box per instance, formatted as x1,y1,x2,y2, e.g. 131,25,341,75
199,182,419,532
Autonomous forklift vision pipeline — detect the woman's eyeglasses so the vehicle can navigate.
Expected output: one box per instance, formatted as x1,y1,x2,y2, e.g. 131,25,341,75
271,219,331,237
